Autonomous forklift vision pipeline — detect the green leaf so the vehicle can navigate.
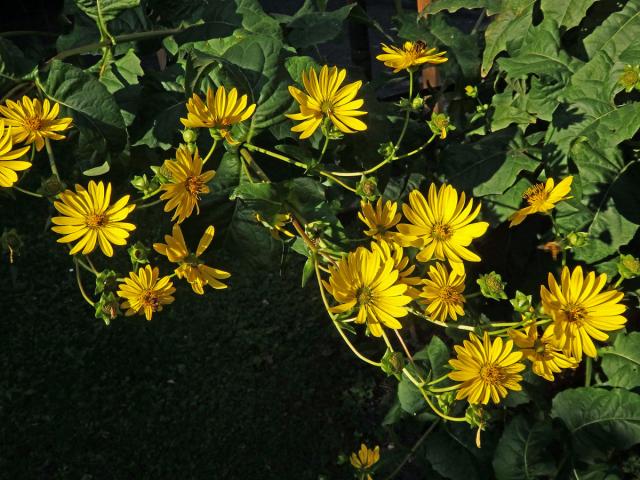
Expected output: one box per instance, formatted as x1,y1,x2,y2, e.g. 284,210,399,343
492,416,556,480
427,0,501,14
0,38,35,90
540,0,600,29
285,4,354,48
41,60,127,157
442,128,540,197
497,19,576,78
481,0,535,76
422,426,481,480
398,371,426,414
601,332,640,390
284,56,319,84
100,49,143,93
583,0,640,60
74,0,140,23
551,387,640,459
301,257,314,287
489,89,536,131
414,336,450,380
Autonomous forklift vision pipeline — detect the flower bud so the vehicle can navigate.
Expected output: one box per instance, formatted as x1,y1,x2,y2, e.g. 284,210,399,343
182,128,198,144
619,65,640,93
618,254,640,279
436,390,456,414
428,113,456,140
1,228,23,263
356,176,379,201
566,231,588,248
477,272,507,300
95,292,121,326
510,290,532,314
377,141,395,158
381,350,405,378
128,241,151,266
209,128,224,141
38,175,66,197
465,85,478,98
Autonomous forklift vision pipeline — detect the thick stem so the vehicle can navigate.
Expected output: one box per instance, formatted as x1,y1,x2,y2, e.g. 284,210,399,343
74,258,95,307
410,308,475,332
202,139,218,164
44,138,60,180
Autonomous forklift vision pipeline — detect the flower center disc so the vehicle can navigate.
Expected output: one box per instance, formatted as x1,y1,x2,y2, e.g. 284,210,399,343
357,286,373,306
186,176,204,196
438,286,461,304
86,213,107,228
523,183,548,207
479,364,504,385
141,290,160,311
432,223,453,241
25,116,43,131
319,100,333,114
564,304,587,324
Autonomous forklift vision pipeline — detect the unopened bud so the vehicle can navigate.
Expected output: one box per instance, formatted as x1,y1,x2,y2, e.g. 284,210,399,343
381,350,405,378
128,241,151,266
38,175,66,197
182,128,198,144
618,254,640,279
477,272,507,300
465,85,478,98
510,290,532,313
356,176,379,201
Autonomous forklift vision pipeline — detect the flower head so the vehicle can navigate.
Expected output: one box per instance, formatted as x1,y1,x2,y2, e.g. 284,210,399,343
350,443,380,473
428,112,455,139
540,266,627,360
370,239,422,298
358,197,401,242
509,176,572,227
160,145,215,224
0,121,31,187
509,323,578,381
0,96,72,151
287,65,367,139
420,262,465,322
619,65,640,93
449,332,525,405
52,180,136,257
376,41,447,73
324,245,412,337
117,265,175,321
396,184,489,275
180,86,256,142
154,224,230,294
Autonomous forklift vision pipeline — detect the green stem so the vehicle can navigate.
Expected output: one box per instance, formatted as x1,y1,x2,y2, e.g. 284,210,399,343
239,148,270,182
427,373,450,386
394,70,414,153
383,420,440,480
466,291,482,299
13,185,43,198
44,138,60,180
381,330,395,352
137,198,163,210
75,258,95,307
203,139,218,164
410,308,475,332
76,257,97,275
613,276,624,288
317,134,330,164
244,143,307,169
403,368,466,422
51,28,184,62
392,134,436,161
428,384,459,393
315,260,381,367
584,357,593,387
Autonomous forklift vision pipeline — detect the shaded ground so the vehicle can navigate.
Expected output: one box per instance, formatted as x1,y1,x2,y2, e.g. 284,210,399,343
0,200,383,479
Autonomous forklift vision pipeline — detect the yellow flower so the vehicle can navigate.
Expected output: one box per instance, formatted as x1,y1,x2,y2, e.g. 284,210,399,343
370,239,422,298
540,266,627,360
324,245,412,337
509,323,578,381
180,86,256,142
396,184,489,275
51,180,136,257
117,265,175,321
376,41,447,73
350,443,380,471
449,332,525,405
420,262,465,322
153,224,230,294
160,145,215,224
0,122,31,187
509,176,572,227
358,197,401,242
0,96,72,151
287,65,367,139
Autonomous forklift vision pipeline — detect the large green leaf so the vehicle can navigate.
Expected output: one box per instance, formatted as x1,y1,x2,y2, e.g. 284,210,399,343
489,89,536,131
413,336,450,380
583,0,640,60
481,0,535,76
397,371,426,415
41,60,127,157
285,4,354,49
427,0,501,14
442,128,540,197
422,426,481,480
0,39,35,91
74,0,140,23
493,416,556,480
601,332,640,390
551,387,640,459
540,0,600,29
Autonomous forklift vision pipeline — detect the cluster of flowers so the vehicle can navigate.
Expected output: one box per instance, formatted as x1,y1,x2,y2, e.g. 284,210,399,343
321,176,627,410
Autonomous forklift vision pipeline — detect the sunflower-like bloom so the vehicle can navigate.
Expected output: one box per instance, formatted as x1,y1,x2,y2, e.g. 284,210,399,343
449,332,525,405
540,266,626,360
51,181,136,257
153,224,230,294
160,145,215,224
180,86,256,143
396,184,489,275
509,323,578,381
359,197,401,242
350,443,380,476
0,122,31,187
509,176,572,227
287,65,367,139
0,96,72,151
323,245,412,337
370,239,422,298
117,265,175,321
420,262,465,322
376,41,448,73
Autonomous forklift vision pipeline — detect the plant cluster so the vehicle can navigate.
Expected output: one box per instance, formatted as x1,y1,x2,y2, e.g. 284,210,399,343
1,0,640,478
